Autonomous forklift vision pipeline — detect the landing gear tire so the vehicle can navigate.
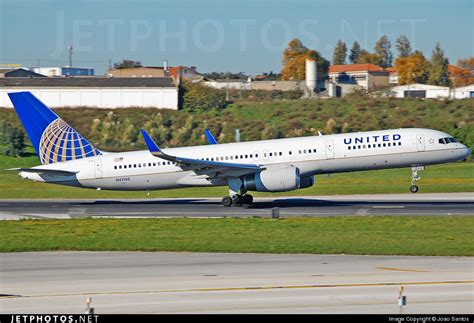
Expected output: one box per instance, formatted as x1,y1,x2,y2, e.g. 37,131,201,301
221,196,232,207
242,194,253,205
231,195,242,207
410,166,424,194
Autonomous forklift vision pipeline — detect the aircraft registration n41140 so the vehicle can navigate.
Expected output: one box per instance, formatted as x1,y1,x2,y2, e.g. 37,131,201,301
7,92,470,206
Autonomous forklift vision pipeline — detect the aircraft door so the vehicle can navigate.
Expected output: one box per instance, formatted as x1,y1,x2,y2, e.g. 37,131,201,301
416,134,425,152
326,140,335,159
94,158,103,179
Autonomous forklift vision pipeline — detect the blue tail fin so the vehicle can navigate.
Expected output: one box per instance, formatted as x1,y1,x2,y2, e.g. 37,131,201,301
8,92,101,164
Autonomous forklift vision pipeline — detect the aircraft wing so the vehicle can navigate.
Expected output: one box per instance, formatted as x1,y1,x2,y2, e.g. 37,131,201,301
141,130,261,177
7,168,78,176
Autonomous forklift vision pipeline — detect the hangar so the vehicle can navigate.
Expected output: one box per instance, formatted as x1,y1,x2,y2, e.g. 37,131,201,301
0,77,178,109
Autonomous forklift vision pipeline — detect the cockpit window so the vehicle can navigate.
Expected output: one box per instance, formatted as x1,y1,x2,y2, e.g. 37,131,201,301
439,137,457,144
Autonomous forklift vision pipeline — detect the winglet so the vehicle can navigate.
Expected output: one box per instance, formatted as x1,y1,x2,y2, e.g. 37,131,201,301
140,129,161,154
204,129,218,145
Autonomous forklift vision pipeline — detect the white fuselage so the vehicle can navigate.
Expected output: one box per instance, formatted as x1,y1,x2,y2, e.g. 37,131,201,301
21,128,470,191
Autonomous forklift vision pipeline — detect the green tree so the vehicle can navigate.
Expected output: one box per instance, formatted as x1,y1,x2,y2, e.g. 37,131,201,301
357,50,383,66
349,41,362,64
427,43,450,86
332,40,347,65
281,38,329,80
374,35,393,67
0,121,25,157
113,59,143,69
181,82,227,111
396,34,412,58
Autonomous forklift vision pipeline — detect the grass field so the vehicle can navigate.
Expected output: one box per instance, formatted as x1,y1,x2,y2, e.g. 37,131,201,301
0,147,472,198
1,217,472,255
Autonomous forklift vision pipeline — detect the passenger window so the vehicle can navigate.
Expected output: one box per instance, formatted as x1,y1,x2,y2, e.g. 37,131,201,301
124,165,127,169
378,144,381,148
383,143,386,147
114,166,117,170
358,145,361,149
134,164,137,168
245,155,248,158
398,142,402,146
368,144,371,148
388,143,391,147
348,146,351,150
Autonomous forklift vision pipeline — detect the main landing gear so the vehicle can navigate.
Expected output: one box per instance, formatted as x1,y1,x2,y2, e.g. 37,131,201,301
410,166,424,193
221,177,254,207
221,194,253,207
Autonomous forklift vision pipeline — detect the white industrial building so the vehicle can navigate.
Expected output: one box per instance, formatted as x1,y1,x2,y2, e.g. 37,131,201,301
391,83,474,99
390,84,450,99
452,84,474,99
0,77,178,109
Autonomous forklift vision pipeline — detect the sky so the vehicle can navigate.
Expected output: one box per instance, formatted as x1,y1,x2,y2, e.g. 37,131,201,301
0,0,472,75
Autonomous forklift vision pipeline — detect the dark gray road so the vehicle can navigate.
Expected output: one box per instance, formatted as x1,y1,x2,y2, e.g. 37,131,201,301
0,193,472,219
1,252,473,314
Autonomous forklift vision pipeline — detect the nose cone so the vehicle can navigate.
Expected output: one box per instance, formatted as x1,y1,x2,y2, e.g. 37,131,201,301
461,145,471,160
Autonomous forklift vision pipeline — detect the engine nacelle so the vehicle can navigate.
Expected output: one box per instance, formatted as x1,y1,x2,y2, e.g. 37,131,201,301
243,165,301,192
299,176,314,189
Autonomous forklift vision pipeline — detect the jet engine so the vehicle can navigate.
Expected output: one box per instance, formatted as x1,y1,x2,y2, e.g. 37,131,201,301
242,165,313,192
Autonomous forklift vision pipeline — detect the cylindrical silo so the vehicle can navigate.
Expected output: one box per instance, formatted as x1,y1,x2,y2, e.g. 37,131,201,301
305,58,317,95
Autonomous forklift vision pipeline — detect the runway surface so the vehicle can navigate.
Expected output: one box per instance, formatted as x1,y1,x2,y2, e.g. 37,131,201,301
0,193,473,219
1,252,473,314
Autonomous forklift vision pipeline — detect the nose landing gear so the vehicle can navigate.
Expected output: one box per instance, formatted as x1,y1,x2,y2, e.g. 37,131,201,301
410,166,424,193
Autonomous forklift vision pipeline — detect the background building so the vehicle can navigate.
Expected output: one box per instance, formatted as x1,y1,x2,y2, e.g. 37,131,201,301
385,67,398,86
32,67,94,77
107,67,165,78
328,64,390,95
0,68,45,78
452,84,474,98
390,84,450,98
0,77,178,109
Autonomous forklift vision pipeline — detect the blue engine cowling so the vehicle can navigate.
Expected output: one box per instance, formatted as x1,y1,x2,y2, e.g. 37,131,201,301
242,165,314,192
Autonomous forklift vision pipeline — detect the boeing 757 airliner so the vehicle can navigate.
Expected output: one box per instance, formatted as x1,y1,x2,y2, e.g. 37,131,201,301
7,92,470,206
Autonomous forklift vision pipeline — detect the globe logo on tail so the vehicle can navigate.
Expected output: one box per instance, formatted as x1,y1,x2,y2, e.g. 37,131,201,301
39,118,101,164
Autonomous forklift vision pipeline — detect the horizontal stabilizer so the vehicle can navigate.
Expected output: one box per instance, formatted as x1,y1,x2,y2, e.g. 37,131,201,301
7,168,78,176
